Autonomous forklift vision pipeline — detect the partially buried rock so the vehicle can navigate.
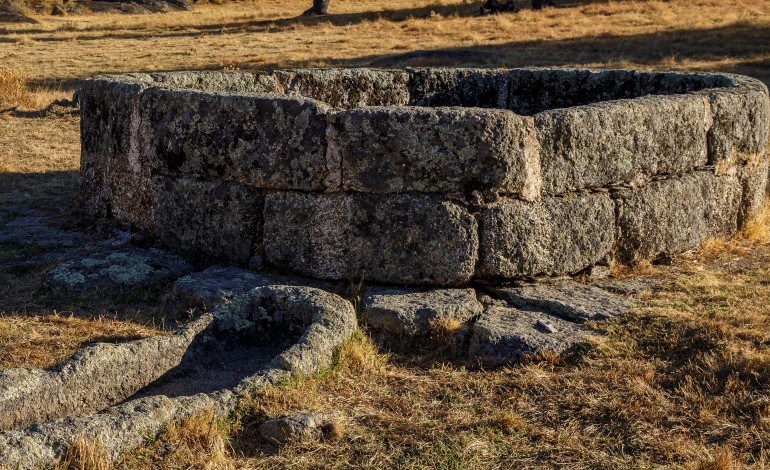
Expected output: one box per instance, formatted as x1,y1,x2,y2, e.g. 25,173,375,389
46,248,193,292
259,413,339,445
469,306,593,368
490,281,630,322
362,287,483,345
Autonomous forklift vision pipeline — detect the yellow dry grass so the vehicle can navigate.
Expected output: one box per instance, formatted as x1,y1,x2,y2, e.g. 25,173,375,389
0,0,768,85
0,0,768,467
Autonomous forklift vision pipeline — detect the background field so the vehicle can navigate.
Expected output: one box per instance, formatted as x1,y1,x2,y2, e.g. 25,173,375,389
1,0,770,468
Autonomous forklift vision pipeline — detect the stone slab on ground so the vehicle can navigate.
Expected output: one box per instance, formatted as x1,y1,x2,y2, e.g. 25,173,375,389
477,192,615,278
45,248,193,292
174,265,303,310
263,192,478,285
469,306,593,367
490,281,631,322
362,287,483,342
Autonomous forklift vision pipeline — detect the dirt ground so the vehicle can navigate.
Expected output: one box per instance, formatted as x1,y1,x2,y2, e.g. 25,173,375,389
1,0,770,468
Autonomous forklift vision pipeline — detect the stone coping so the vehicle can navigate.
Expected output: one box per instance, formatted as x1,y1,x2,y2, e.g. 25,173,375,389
79,67,769,286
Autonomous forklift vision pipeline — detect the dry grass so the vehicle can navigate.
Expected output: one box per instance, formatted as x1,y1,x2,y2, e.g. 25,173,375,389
0,0,768,85
0,66,29,109
0,0,769,467
55,437,111,470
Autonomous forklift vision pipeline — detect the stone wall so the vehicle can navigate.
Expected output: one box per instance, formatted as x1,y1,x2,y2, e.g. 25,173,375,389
79,68,770,286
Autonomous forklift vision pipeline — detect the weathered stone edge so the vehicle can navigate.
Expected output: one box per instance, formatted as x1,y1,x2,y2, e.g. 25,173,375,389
0,286,357,469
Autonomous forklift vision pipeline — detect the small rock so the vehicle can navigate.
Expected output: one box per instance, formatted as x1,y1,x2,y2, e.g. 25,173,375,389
45,248,193,292
490,281,631,322
50,5,66,15
259,413,337,445
362,287,483,344
469,306,593,368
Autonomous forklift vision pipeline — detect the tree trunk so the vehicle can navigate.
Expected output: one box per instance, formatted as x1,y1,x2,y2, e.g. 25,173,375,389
303,0,330,16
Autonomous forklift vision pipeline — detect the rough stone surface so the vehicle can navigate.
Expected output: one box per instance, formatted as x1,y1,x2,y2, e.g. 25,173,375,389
468,306,593,367
79,68,767,283
153,177,262,264
409,68,509,108
139,88,332,190
615,172,743,264
150,70,279,94
490,281,631,322
0,283,357,469
79,77,149,221
336,106,540,199
704,80,770,165
478,193,615,278
0,314,213,432
535,94,711,194
246,285,357,375
362,288,483,341
174,266,294,310
45,248,193,292
276,68,410,108
259,413,336,445
263,192,479,285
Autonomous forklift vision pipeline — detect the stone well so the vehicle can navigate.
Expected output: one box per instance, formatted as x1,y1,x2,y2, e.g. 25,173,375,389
79,68,770,286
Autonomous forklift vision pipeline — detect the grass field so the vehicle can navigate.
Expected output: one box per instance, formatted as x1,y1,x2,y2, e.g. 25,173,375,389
1,0,770,467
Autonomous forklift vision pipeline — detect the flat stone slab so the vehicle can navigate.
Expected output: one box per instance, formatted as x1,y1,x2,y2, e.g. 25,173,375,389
362,287,483,342
174,266,307,310
45,248,193,292
469,306,593,367
490,281,631,322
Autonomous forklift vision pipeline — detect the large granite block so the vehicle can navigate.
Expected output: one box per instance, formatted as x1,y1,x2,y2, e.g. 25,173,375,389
263,192,478,285
535,94,711,194
275,68,410,108
153,177,262,264
79,77,149,219
702,76,770,165
507,68,639,115
615,172,742,264
477,193,615,278
138,88,332,190
409,68,509,108
335,107,540,199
